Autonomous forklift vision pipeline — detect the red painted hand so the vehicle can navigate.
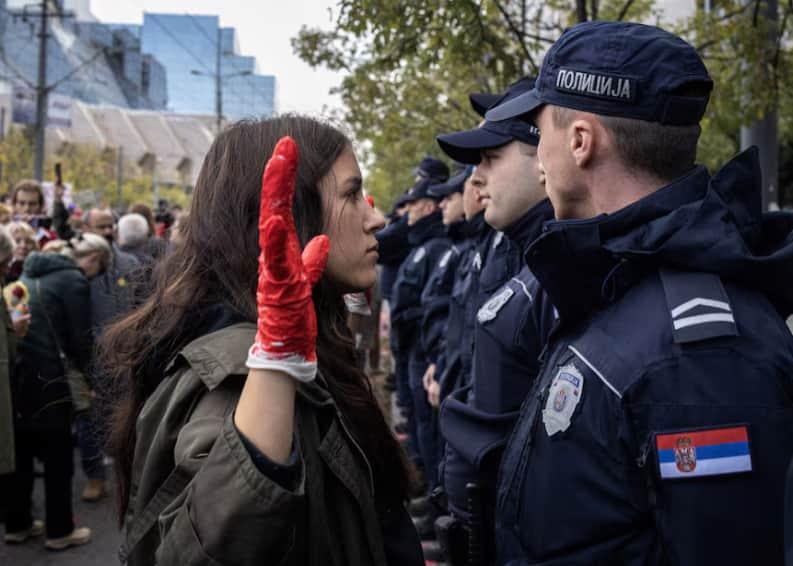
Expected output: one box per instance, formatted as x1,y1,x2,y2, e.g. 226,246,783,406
247,136,329,380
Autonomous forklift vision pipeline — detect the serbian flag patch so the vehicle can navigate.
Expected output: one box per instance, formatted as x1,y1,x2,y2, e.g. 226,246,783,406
655,425,752,479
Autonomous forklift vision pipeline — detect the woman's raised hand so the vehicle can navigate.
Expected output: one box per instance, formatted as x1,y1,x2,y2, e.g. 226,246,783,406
246,136,330,382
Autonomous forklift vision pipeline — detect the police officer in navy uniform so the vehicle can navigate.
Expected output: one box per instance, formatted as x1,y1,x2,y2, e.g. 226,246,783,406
444,77,539,395
377,193,414,404
485,21,793,565
432,77,558,564
390,157,450,499
434,172,489,404
419,166,476,409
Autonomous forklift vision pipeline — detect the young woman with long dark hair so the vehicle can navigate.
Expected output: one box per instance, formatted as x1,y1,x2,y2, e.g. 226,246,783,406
101,116,422,565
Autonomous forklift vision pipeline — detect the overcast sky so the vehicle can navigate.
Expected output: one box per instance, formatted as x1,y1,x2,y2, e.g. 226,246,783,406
90,0,345,117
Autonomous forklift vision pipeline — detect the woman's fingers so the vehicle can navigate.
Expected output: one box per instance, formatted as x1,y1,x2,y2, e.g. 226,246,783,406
260,136,299,251
260,216,292,282
302,235,330,287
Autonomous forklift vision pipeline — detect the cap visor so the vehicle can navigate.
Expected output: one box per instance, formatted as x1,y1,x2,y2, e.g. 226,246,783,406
469,92,501,117
428,169,468,198
427,185,456,198
436,128,512,164
485,88,543,122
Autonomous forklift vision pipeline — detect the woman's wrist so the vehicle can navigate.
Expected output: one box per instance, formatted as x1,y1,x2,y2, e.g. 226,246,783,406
234,368,298,464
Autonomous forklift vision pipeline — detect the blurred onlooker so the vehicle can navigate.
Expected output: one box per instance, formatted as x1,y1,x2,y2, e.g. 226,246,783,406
128,203,166,260
0,225,30,479
0,204,12,225
6,223,38,284
154,199,174,238
4,234,105,550
118,213,153,265
10,181,56,246
10,180,44,221
82,208,139,331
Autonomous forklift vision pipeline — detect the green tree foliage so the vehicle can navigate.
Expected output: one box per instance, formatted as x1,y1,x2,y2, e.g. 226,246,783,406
294,0,793,207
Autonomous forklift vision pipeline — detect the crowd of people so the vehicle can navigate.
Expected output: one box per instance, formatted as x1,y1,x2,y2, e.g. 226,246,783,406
0,179,182,550
1,19,793,566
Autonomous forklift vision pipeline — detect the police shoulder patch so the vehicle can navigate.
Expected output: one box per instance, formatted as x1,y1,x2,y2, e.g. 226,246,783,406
412,246,426,263
542,364,584,437
477,286,514,324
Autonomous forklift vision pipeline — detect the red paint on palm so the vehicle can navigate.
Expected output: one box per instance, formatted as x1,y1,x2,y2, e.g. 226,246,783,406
254,136,329,362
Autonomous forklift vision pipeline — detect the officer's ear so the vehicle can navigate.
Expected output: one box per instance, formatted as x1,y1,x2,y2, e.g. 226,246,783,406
568,115,597,169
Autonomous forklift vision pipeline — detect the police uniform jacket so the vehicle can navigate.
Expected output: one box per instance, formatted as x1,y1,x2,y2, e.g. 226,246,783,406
376,215,411,303
389,211,449,356
420,219,479,374
438,211,489,399
441,200,556,516
496,149,793,565
458,220,524,389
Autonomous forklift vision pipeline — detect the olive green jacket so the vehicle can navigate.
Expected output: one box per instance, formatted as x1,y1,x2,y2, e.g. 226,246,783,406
122,322,419,566
0,297,16,474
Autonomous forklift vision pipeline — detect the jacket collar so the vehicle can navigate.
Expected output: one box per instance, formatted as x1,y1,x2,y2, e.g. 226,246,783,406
503,198,554,251
176,321,337,408
526,165,710,323
407,211,445,246
446,219,468,242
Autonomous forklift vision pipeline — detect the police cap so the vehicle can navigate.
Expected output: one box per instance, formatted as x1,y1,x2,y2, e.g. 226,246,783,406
486,21,713,125
404,157,449,203
428,165,474,199
436,77,539,165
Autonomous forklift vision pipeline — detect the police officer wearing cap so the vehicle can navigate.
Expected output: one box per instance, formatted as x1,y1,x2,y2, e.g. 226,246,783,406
444,77,540,396
390,157,450,493
486,21,793,565
419,166,477,409
432,76,557,564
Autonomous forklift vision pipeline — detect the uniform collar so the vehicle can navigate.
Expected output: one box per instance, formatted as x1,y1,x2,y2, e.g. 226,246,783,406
502,198,554,252
407,210,445,246
526,166,709,323
446,218,469,241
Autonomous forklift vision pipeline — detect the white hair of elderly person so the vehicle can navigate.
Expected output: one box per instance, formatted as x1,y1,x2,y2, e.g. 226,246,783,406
118,213,150,249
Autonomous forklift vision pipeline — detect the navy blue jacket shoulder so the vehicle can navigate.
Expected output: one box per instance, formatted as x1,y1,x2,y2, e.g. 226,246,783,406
497,149,793,566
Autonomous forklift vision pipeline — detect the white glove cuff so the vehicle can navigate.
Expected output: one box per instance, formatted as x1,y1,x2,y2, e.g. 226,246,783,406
246,346,317,383
343,292,372,316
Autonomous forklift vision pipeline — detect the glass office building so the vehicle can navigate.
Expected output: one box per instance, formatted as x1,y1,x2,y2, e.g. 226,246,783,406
136,13,276,120
0,0,167,110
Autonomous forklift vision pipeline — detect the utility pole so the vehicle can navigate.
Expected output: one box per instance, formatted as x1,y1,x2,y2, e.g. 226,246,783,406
33,0,47,182
10,1,74,181
215,26,222,135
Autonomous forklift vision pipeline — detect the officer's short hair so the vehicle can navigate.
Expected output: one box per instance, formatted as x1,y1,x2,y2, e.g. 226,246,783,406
551,105,700,182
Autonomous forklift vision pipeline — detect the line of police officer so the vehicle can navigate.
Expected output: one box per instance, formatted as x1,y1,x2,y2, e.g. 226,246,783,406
378,20,793,566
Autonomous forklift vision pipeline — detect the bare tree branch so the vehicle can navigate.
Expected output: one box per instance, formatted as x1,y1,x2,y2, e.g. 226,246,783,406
616,0,636,21
492,0,538,72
